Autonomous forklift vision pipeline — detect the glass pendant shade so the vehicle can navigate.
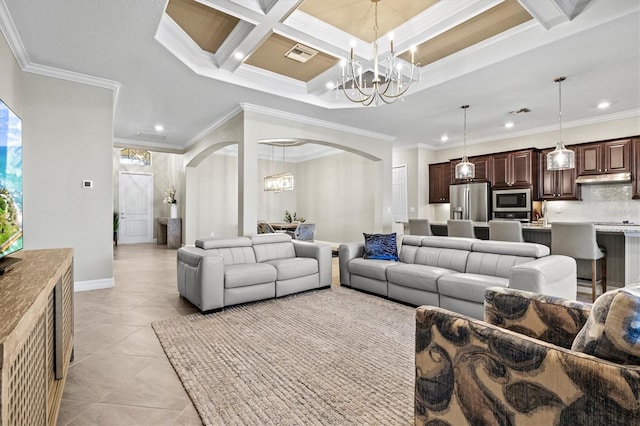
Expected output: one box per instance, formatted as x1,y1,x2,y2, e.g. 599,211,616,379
547,142,575,170
547,76,575,171
454,104,475,180
455,156,475,180
264,172,294,192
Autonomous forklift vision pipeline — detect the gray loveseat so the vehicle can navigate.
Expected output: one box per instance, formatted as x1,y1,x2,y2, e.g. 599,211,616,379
177,233,332,312
339,235,576,319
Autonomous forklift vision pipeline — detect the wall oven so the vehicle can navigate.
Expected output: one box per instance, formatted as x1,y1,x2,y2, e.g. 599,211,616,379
492,188,532,222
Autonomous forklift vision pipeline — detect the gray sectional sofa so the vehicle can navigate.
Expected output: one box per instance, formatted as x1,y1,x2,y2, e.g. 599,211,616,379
339,235,577,319
177,233,332,312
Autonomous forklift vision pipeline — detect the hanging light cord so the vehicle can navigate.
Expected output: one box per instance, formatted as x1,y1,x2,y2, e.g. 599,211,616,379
461,105,469,157
557,77,563,143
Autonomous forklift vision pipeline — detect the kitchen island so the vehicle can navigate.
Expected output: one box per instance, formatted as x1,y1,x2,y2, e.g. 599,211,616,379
428,222,640,288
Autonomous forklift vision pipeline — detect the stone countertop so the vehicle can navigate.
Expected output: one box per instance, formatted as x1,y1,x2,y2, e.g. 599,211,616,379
429,221,640,234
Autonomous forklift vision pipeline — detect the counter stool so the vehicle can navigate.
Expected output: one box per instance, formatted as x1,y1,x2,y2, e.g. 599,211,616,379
447,219,475,238
551,222,606,302
408,219,433,236
489,220,524,242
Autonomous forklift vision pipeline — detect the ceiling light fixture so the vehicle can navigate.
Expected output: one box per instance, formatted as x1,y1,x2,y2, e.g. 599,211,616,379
234,52,245,60
264,143,294,192
454,105,475,180
337,0,418,106
505,121,514,128
597,101,610,109
154,124,164,132
441,135,448,142
547,76,575,171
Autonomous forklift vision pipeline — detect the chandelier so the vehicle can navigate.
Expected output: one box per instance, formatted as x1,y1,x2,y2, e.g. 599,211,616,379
547,76,575,170
337,0,418,106
454,105,475,180
264,144,294,192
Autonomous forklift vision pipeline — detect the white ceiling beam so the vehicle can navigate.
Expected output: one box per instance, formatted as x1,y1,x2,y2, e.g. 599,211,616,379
517,0,593,29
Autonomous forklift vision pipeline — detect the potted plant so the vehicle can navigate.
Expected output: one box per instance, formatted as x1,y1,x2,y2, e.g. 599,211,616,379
113,211,119,246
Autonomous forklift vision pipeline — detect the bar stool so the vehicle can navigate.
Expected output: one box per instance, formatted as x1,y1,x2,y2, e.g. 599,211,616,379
447,219,475,238
489,220,524,242
408,219,433,236
551,222,606,302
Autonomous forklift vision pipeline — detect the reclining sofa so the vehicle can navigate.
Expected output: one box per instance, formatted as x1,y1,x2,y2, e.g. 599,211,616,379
339,235,576,319
177,233,332,312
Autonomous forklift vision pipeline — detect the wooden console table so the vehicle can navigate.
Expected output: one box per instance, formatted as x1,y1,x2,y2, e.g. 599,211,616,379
0,248,74,426
157,217,182,249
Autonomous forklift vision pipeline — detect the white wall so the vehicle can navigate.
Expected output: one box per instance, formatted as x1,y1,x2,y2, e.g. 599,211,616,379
0,31,114,284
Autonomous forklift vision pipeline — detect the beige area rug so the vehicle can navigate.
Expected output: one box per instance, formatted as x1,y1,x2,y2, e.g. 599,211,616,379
152,287,415,425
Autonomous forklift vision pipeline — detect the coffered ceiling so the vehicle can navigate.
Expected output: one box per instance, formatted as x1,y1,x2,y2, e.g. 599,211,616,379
1,0,639,157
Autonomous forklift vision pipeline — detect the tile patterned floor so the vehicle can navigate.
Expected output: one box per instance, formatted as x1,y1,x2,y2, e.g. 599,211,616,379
58,243,341,425
57,244,202,425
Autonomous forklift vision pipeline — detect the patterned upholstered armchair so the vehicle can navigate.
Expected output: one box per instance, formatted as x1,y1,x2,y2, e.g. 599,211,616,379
415,287,640,425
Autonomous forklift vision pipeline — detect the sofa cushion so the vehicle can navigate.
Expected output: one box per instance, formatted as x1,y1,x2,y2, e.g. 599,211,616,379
386,264,455,292
399,236,421,264
349,258,397,281
438,273,509,304
465,252,534,278
571,287,640,365
251,234,296,262
471,240,550,258
265,257,318,281
414,246,469,273
224,263,277,289
197,237,252,249
420,236,475,251
363,233,399,261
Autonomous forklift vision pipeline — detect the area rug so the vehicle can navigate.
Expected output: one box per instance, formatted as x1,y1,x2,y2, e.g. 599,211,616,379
152,286,415,425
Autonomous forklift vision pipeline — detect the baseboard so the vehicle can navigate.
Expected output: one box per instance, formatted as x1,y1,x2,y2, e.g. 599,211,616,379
75,278,114,292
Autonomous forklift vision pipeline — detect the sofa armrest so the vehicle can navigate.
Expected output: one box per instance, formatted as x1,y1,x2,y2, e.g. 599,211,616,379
484,287,591,348
508,255,576,300
338,242,364,286
177,247,225,312
416,306,640,426
293,241,332,287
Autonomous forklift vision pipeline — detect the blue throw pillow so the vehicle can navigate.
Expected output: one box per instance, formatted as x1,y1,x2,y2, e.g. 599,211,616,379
363,233,399,261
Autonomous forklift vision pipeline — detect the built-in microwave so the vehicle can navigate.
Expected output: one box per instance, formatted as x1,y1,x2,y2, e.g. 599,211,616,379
493,188,531,212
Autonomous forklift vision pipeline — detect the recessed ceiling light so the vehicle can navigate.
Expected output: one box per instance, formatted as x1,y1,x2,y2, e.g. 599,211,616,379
505,122,514,128
234,52,245,60
441,135,448,142
154,124,164,132
326,82,335,90
597,101,611,109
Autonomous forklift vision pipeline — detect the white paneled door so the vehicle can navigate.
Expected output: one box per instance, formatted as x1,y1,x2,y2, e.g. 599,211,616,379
392,165,408,223
118,172,154,244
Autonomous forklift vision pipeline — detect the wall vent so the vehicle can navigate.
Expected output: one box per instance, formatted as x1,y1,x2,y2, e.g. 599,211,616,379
134,132,167,141
284,43,318,63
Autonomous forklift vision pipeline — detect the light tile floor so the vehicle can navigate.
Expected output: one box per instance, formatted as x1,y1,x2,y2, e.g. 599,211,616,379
58,243,341,425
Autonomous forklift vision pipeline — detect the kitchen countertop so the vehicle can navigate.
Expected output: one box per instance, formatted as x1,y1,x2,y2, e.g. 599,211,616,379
429,221,640,234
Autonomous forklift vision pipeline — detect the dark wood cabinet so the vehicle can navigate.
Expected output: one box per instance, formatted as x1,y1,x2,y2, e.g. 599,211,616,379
450,154,493,184
429,162,451,203
539,147,581,200
577,139,631,176
633,139,640,199
491,149,537,189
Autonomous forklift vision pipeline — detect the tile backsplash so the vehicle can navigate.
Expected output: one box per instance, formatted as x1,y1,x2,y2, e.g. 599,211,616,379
543,183,640,223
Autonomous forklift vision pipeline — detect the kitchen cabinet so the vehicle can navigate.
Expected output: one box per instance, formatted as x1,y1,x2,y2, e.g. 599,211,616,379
577,138,630,176
633,139,640,199
429,162,451,203
538,146,581,200
491,149,538,189
450,154,493,184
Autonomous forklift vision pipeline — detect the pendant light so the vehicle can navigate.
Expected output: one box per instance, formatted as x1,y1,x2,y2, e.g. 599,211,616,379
547,76,575,170
454,105,475,180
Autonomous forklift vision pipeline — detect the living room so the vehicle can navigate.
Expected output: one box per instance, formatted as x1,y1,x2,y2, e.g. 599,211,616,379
1,0,639,424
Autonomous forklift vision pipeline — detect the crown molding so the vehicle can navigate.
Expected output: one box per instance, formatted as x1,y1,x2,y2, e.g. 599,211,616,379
185,104,245,148
239,102,396,142
113,137,185,154
0,0,120,96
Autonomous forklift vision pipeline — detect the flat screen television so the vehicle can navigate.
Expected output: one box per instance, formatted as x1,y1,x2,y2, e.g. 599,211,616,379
0,98,23,261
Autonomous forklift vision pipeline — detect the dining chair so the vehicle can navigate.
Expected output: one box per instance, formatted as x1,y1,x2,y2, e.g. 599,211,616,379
447,219,475,238
257,221,276,234
551,222,606,302
292,223,315,241
489,220,524,242
408,219,433,236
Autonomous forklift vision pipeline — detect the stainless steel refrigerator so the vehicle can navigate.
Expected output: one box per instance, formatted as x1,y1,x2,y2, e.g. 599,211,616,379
449,182,491,222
